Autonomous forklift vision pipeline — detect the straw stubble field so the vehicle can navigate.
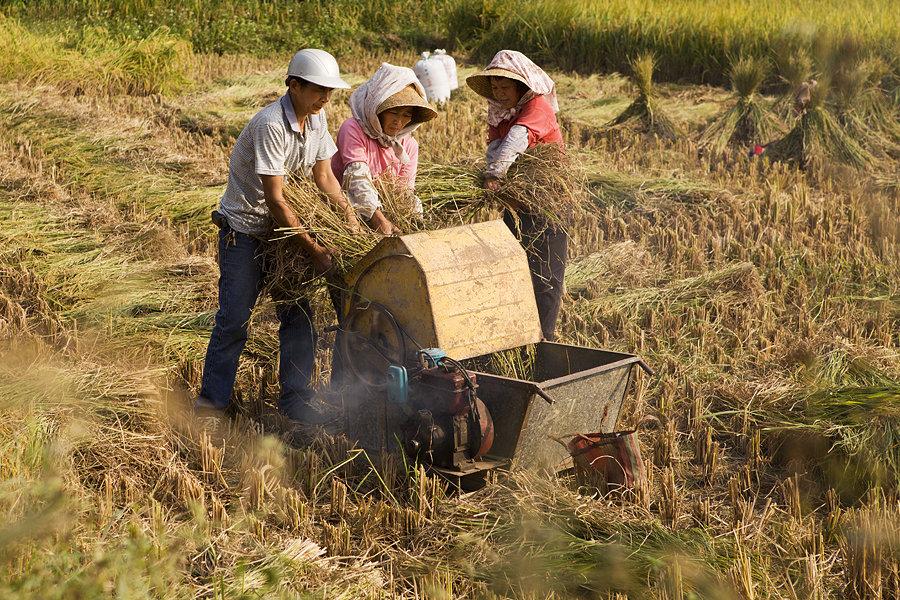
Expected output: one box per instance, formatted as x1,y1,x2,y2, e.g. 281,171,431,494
0,16,899,600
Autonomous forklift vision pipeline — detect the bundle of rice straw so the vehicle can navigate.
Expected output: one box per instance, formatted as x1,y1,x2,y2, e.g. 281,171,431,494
830,57,900,160
700,55,781,156
493,144,589,231
417,149,588,231
605,52,679,141
415,160,486,225
373,175,425,233
262,175,424,302
772,44,814,120
765,80,875,170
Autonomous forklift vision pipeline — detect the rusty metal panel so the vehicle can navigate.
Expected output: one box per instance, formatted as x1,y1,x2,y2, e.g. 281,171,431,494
345,391,406,456
470,342,639,473
517,364,632,472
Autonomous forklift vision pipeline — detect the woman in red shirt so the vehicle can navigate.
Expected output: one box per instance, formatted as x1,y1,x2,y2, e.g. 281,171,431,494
466,50,567,341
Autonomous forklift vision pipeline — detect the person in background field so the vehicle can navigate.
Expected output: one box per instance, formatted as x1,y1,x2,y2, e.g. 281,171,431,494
196,48,359,425
332,62,438,234
466,49,567,341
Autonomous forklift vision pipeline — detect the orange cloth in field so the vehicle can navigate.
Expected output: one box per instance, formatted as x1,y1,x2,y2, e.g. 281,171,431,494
488,95,564,149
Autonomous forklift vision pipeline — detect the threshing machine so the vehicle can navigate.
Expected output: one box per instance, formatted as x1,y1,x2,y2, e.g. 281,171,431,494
337,220,651,487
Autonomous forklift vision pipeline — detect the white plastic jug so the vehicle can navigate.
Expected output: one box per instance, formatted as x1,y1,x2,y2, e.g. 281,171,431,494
413,52,451,104
432,49,458,91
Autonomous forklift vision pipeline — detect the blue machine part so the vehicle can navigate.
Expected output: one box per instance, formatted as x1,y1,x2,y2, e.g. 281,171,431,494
386,365,409,407
419,348,447,368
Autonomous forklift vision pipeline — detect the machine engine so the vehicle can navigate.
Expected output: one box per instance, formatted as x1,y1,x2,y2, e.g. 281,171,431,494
402,361,495,472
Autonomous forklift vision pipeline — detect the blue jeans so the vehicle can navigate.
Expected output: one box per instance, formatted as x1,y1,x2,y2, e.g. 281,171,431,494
199,223,316,418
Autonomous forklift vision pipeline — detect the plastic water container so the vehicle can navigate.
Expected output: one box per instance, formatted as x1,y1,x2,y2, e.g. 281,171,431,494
432,49,458,91
413,52,451,104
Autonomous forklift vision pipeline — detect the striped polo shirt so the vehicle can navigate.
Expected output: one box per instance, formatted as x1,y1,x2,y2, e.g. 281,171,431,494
218,93,338,236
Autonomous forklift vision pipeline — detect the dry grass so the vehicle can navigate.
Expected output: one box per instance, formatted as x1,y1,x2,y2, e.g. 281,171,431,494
0,18,898,599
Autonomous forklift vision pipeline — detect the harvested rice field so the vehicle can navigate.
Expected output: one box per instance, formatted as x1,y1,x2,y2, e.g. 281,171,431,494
0,5,898,599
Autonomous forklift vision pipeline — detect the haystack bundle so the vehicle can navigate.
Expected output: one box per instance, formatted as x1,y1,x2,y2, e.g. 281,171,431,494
700,55,780,156
606,52,679,141
772,45,814,120
766,80,875,170
830,57,900,160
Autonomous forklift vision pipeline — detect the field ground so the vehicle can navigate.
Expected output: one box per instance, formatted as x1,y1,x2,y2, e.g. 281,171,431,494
1,9,899,600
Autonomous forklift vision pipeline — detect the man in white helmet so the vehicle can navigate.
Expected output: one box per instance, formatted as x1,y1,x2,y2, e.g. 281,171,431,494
197,49,358,424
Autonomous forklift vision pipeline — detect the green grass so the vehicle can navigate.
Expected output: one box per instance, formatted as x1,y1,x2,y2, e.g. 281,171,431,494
0,15,193,95
0,0,451,56
448,0,900,86
4,0,898,88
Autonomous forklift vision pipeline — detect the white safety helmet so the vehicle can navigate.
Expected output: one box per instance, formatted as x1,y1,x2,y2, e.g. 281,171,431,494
286,49,350,90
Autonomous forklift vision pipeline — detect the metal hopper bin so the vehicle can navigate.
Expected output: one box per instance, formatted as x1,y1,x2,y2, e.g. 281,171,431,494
465,342,650,473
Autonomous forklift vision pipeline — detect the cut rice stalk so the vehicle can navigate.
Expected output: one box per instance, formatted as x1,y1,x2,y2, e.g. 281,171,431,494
262,175,427,303
700,55,781,155
765,83,875,170
606,53,680,141
494,144,590,232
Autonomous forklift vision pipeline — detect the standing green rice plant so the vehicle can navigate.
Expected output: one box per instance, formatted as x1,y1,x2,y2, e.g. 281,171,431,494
0,17,193,96
606,53,679,141
700,56,781,156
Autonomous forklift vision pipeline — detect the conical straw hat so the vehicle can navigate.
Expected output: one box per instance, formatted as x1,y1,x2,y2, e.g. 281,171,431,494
376,85,438,124
465,67,529,101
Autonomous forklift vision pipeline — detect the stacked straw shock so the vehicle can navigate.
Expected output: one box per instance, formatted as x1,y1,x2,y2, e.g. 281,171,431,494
700,55,781,156
830,55,900,160
766,37,899,170
772,43,815,120
765,80,874,170
606,52,680,141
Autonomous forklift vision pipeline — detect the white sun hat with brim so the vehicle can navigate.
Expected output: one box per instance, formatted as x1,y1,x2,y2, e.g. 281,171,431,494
287,49,351,90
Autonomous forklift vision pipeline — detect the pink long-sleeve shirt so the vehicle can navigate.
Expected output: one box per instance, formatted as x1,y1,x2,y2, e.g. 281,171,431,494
331,117,419,187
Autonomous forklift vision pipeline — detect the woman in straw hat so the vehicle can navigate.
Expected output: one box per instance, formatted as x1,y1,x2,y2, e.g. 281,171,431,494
466,49,567,341
332,63,437,236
